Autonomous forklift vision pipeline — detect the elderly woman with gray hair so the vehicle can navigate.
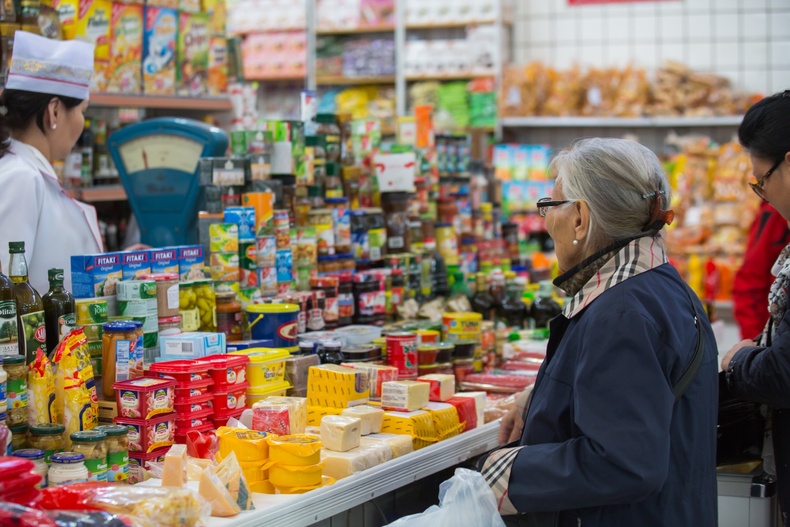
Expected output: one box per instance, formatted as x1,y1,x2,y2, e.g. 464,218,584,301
483,138,719,527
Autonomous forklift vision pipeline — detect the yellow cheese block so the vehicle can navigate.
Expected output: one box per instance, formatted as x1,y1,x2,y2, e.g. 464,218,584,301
381,381,430,412
271,474,336,494
381,410,438,450
320,415,361,452
161,444,187,487
249,480,275,494
361,433,414,458
216,427,270,462
307,365,370,408
342,405,384,435
423,402,464,440
269,463,324,488
199,466,241,517
215,452,254,512
258,396,307,434
340,362,398,398
238,458,268,483
307,405,343,426
267,434,323,466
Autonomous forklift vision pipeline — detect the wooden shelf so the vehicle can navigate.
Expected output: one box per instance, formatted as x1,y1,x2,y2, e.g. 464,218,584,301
78,185,127,202
90,93,233,111
499,116,744,128
243,75,306,83
405,72,495,81
381,126,397,135
317,75,396,85
316,25,394,35
406,20,507,29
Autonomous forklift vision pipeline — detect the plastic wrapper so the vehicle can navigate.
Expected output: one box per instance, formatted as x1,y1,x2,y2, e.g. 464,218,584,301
0,502,59,527
215,451,254,511
483,392,518,424
29,348,60,426
47,510,135,527
148,456,216,482
186,429,219,460
53,330,99,448
198,465,241,517
252,403,291,435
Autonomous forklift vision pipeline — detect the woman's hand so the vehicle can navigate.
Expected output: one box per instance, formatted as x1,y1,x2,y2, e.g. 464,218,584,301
498,405,524,446
123,243,151,251
721,339,757,371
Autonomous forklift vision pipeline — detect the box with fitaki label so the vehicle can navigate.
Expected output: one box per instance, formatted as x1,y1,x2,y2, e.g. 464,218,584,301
71,253,123,298
121,250,151,279
177,245,207,281
149,248,179,274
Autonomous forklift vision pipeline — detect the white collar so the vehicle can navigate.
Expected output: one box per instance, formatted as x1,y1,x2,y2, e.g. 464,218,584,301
8,139,59,182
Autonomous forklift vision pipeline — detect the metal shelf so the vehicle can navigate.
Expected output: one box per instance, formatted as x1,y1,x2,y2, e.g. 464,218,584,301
316,25,394,35
205,421,501,527
317,75,396,85
90,94,233,111
405,20,507,29
499,116,744,128
405,72,495,81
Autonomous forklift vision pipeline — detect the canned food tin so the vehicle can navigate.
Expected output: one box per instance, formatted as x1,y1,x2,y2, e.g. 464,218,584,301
256,236,277,268
442,312,482,342
386,332,418,380
259,267,278,297
239,242,257,271
76,299,108,325
415,329,440,345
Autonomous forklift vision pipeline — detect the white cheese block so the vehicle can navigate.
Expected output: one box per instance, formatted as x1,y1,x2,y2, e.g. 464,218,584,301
199,466,241,517
381,381,430,412
454,391,487,427
260,396,307,434
362,433,414,458
320,415,362,452
161,443,187,487
321,440,392,480
416,374,456,401
342,405,384,435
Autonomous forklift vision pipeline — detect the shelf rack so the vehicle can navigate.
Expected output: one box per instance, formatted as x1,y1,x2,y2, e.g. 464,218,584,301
499,115,745,128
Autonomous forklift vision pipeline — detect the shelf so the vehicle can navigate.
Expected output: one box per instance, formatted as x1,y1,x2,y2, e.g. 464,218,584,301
406,20,507,29
406,72,495,81
90,93,233,111
316,25,394,35
316,75,396,85
78,185,127,202
499,115,745,128
381,125,397,135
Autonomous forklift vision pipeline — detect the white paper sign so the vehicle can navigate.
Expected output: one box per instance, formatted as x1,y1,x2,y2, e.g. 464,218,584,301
374,153,417,193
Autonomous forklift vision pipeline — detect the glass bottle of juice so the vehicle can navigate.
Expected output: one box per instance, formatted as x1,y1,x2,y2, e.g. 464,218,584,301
8,242,46,364
0,258,19,356
42,268,75,354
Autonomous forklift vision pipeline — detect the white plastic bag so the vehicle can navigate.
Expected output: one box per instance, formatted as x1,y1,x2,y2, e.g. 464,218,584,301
386,468,506,527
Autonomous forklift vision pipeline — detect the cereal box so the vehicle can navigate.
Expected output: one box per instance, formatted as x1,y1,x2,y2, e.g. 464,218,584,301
145,0,176,8
54,0,79,39
178,0,200,13
208,37,228,96
177,12,209,96
77,0,111,60
149,248,179,274
223,207,256,241
210,253,240,282
202,0,225,35
177,245,207,281
108,3,143,94
121,250,151,279
142,6,177,95
71,253,123,299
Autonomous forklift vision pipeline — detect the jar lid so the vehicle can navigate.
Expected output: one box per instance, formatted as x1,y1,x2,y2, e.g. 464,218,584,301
159,316,182,324
95,424,128,437
51,452,85,464
324,197,348,205
2,355,23,365
9,424,28,433
127,320,143,328
70,430,107,443
30,423,65,435
216,291,237,300
315,113,337,124
103,321,136,332
12,448,45,460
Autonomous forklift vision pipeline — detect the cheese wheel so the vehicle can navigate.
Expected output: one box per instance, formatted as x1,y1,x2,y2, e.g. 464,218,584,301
269,463,323,488
216,427,270,462
267,434,323,466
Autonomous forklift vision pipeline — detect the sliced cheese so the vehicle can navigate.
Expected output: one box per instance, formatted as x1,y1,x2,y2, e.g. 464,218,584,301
341,405,384,435
320,415,362,452
216,451,254,511
199,466,242,517
381,381,430,412
362,433,414,458
307,365,370,408
453,391,486,427
321,441,392,480
307,405,343,426
259,396,308,434
340,363,399,398
381,410,437,450
161,444,187,487
423,401,463,440
416,374,456,402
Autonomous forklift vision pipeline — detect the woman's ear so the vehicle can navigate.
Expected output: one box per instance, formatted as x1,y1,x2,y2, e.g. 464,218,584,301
574,200,590,243
44,98,60,131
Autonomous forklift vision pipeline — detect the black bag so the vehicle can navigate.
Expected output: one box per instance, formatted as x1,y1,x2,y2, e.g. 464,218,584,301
717,370,766,466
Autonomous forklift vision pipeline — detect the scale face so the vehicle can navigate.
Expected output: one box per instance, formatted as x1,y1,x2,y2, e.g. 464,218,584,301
108,118,228,247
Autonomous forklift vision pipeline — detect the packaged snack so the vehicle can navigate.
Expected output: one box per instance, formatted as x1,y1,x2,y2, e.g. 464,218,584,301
177,12,210,96
178,245,207,281
208,37,228,96
115,413,176,453
28,349,59,427
70,253,122,299
52,330,99,448
142,6,177,95
215,451,254,511
108,3,143,94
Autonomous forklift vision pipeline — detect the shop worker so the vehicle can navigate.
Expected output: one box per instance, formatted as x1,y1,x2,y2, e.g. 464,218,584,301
0,31,102,294
722,90,790,525
484,138,718,526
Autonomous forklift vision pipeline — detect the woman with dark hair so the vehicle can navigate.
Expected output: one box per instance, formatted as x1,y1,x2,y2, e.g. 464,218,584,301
722,89,790,525
0,31,103,294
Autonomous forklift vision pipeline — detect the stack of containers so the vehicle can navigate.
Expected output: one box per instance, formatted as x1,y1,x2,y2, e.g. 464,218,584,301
224,207,259,309
201,354,251,427
75,298,108,375
441,312,483,380
274,210,294,296
209,222,241,294
250,193,279,298
112,376,177,484
116,280,159,365
294,226,318,292
146,361,214,445
232,348,291,405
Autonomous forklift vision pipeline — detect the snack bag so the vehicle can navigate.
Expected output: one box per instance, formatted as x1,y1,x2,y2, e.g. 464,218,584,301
53,330,99,446
28,349,59,426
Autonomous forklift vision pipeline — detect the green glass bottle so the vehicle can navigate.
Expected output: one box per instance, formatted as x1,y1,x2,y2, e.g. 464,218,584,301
42,268,75,354
9,242,46,364
0,258,19,356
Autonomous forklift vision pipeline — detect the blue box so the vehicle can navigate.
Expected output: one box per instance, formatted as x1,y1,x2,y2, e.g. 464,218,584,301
149,247,179,274
71,253,123,298
223,207,256,241
158,332,226,360
177,245,206,281
225,339,274,353
121,250,151,280
276,249,293,283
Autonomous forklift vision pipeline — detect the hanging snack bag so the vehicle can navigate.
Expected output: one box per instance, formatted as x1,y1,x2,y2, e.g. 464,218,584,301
28,349,59,427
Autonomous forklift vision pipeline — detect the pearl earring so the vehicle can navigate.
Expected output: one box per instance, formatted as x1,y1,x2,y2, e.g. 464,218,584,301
51,124,57,130
572,239,579,246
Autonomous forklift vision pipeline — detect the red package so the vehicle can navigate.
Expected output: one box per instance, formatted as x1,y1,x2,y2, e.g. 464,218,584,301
252,404,291,435
446,397,477,432
186,429,218,459
0,502,58,527
39,482,111,511
0,457,34,482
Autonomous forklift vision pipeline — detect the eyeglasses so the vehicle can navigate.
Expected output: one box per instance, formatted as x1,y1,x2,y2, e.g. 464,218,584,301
537,197,575,218
749,158,785,201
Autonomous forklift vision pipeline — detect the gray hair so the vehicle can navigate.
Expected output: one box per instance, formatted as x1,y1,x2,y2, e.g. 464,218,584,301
551,138,671,250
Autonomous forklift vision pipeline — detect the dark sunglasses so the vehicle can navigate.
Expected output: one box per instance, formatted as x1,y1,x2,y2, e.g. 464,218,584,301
749,158,785,201
537,197,576,218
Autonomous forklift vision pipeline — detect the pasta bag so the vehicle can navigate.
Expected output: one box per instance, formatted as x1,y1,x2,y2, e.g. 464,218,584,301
28,348,59,426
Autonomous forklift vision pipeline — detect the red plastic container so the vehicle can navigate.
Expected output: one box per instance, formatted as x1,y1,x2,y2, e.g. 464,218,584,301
211,408,245,428
147,360,211,383
113,377,176,420
174,392,213,414
174,407,214,430
128,447,169,484
174,423,213,444
200,354,249,388
114,413,176,453
173,378,214,400
211,382,249,413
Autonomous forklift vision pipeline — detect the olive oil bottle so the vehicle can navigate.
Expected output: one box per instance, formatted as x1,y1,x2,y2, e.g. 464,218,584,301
8,242,46,364
42,268,75,354
0,258,19,356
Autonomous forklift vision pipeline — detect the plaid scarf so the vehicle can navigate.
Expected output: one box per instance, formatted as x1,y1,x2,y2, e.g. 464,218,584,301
759,243,790,346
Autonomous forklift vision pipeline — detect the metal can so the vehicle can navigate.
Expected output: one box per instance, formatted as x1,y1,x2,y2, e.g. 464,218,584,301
76,299,108,326
415,329,440,345
259,266,278,297
386,332,418,380
256,236,277,268
442,312,482,342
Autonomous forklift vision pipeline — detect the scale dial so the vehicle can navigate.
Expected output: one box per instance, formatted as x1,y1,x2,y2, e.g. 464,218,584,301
118,134,205,174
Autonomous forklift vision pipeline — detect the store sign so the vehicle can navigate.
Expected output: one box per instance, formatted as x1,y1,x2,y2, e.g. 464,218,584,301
569,0,674,4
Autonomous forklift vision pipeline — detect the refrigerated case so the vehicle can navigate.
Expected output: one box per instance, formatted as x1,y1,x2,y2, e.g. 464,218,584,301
718,470,777,527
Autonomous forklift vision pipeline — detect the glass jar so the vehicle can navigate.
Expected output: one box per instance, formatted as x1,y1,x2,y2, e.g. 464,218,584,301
102,322,138,400
216,292,242,342
71,430,108,482
309,209,335,256
342,165,361,209
178,281,200,333
10,424,27,451
337,273,354,327
142,273,180,318
95,424,129,483
306,135,326,187
325,197,351,254
4,355,26,427
12,448,47,488
272,174,297,227
325,162,343,198
382,192,411,253
353,274,384,326
28,423,64,463
317,255,339,276
49,452,88,486
409,221,423,254
158,316,182,337
316,113,341,163
366,208,386,262
437,198,458,225
336,253,355,273
307,290,326,331
308,184,324,210
194,279,216,332
295,186,310,228
311,277,338,330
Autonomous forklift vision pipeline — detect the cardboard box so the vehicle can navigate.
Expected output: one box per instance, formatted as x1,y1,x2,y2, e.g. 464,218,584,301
149,247,179,274
121,250,151,279
54,0,79,39
108,3,143,94
177,11,209,96
77,0,111,60
208,37,228,96
142,6,177,95
177,245,207,281
98,400,118,425
71,253,122,299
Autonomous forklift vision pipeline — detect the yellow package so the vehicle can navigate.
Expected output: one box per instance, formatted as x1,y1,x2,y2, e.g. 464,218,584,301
53,330,99,448
77,0,111,60
202,0,225,35
216,427,270,462
266,435,322,466
210,252,240,282
108,3,143,94
307,365,369,409
208,37,227,97
422,402,463,441
381,410,437,450
54,0,78,39
28,348,60,426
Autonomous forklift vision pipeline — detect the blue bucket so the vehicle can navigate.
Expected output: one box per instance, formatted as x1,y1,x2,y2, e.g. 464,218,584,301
246,304,299,348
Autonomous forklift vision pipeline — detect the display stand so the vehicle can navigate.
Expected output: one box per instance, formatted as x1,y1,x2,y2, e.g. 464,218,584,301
206,420,501,527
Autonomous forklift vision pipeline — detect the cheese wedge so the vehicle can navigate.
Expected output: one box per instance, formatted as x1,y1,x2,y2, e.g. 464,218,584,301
320,415,362,452
381,381,430,412
216,451,254,511
199,466,242,517
161,444,187,487
362,433,414,458
342,405,384,435
453,391,486,427
416,374,456,402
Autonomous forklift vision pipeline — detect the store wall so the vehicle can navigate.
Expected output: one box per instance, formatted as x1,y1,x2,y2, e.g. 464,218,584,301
513,0,790,95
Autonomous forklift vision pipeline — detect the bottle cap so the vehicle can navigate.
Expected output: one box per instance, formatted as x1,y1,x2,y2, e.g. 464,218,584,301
48,268,65,282
8,241,24,253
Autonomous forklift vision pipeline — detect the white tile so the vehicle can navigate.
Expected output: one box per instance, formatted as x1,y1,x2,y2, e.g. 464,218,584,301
714,41,742,69
660,14,685,41
770,12,790,40
688,42,713,69
716,68,742,89
553,44,580,70
714,13,740,40
571,4,605,17
659,42,686,63
741,69,769,94
743,0,768,10
743,41,769,68
606,14,631,42
631,2,657,15
768,0,790,9
658,0,684,15
555,17,577,44
685,0,712,11
600,3,631,16
633,42,658,69
524,44,553,64
527,0,551,17
580,43,605,66
605,42,632,67
772,40,790,68
529,17,552,45
632,14,657,42
687,13,712,41
579,16,604,42
712,0,739,11
743,12,769,41
769,69,790,93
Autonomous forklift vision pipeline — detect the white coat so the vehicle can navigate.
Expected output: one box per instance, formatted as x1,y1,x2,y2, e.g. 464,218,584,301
0,139,102,295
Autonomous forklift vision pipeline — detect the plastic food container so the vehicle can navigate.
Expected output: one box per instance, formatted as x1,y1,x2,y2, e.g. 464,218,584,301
113,377,176,420
174,423,213,445
435,342,454,363
334,325,382,346
147,360,211,384
418,363,439,376
200,354,250,388
246,303,299,348
115,413,176,453
232,348,289,388
451,340,476,359
174,407,214,430
212,382,250,413
212,408,245,428
173,392,214,414
128,447,169,484
173,378,214,400
246,380,292,406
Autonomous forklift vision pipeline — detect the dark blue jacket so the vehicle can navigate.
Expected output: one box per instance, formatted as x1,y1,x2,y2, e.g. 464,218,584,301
509,264,718,527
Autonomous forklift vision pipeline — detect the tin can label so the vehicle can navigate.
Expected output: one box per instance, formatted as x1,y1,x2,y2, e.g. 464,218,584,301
386,334,418,379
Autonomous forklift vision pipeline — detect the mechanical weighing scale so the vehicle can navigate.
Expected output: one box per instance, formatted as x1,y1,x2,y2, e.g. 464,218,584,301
108,118,229,247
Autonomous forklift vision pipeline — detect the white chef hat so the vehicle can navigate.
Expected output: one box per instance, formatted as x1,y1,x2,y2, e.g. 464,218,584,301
6,31,94,100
